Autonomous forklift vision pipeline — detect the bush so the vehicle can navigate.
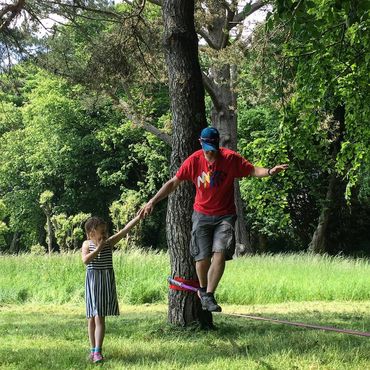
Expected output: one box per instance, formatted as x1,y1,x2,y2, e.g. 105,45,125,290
30,244,46,255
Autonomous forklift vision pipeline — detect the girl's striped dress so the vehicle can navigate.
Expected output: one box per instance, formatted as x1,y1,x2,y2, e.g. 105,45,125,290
85,241,119,318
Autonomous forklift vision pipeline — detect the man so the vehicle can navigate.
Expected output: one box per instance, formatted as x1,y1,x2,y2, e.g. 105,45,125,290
140,127,288,312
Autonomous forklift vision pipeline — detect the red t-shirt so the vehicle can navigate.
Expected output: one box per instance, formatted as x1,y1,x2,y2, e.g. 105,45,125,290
175,148,254,216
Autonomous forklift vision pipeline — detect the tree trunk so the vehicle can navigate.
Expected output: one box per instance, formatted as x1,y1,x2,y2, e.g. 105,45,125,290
46,213,53,255
9,231,19,254
308,174,336,253
234,180,251,255
41,205,56,254
210,64,252,255
308,105,345,253
162,0,212,327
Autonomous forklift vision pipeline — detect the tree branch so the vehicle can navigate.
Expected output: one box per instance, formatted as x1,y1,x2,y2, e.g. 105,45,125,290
221,1,232,13
202,71,222,110
46,0,123,20
147,0,162,6
108,93,172,146
231,0,267,27
198,28,219,50
220,5,235,48
141,120,172,146
0,0,25,32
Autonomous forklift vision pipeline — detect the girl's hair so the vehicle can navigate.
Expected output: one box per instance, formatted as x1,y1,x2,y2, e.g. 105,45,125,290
84,216,107,234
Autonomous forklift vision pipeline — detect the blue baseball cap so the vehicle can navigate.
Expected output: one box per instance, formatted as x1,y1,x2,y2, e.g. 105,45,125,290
199,127,220,151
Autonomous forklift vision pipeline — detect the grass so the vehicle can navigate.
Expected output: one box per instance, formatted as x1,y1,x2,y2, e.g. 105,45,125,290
1,251,370,305
0,249,169,305
1,302,370,369
219,253,370,304
1,251,370,369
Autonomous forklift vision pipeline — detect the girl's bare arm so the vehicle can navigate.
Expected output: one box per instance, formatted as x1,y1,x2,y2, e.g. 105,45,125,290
106,214,141,247
81,240,106,265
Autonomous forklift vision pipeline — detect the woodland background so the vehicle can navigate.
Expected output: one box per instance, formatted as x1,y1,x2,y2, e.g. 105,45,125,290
0,0,369,256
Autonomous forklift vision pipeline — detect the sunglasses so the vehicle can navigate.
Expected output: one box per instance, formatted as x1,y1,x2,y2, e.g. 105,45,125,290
199,138,219,143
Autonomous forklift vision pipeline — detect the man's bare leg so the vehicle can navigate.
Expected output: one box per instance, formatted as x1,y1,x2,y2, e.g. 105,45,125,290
196,257,211,288
207,252,225,293
195,253,224,312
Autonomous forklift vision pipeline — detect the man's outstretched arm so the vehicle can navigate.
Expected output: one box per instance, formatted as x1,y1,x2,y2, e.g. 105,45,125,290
251,164,289,178
139,176,183,217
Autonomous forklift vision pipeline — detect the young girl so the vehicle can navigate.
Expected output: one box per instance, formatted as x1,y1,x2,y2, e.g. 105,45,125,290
81,214,141,363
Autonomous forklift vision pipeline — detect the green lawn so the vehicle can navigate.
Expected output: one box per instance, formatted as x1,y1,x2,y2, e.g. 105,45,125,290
1,252,370,368
1,302,370,369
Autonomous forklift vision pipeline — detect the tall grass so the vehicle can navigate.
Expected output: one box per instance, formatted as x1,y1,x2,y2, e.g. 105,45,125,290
219,253,370,304
1,250,370,305
0,249,169,305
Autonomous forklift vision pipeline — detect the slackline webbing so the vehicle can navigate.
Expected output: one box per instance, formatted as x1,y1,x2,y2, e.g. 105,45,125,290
224,312,370,338
167,277,370,338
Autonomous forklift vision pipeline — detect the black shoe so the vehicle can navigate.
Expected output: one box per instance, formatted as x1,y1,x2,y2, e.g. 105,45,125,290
199,292,222,312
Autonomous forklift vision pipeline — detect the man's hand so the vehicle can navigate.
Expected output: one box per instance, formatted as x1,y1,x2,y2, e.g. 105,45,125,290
269,164,289,176
138,200,154,218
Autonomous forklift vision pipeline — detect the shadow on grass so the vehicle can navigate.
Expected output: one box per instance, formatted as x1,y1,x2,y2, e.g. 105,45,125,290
1,306,370,369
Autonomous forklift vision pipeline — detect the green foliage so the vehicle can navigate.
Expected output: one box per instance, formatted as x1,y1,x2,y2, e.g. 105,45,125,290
238,107,292,237
1,2,172,252
42,2,166,107
236,1,370,252
51,213,91,252
0,62,171,251
110,190,142,227
0,65,131,250
30,243,46,255
0,221,8,237
39,191,54,207
96,120,145,188
96,118,170,250
110,190,143,249
0,200,7,221
274,0,370,199
0,209,9,248
1,0,367,255
0,102,23,135
130,132,170,197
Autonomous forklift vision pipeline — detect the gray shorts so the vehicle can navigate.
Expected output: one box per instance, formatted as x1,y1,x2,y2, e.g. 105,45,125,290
190,211,237,261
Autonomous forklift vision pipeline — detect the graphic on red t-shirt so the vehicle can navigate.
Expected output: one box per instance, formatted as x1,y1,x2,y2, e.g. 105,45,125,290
197,169,226,188
176,148,254,215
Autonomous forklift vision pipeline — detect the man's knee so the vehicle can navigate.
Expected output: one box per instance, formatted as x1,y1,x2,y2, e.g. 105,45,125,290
212,251,226,264
196,257,211,266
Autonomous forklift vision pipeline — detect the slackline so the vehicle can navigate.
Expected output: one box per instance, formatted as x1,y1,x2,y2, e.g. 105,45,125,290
167,277,370,338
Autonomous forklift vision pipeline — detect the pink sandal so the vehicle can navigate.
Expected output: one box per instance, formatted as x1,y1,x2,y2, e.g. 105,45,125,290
92,352,104,363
